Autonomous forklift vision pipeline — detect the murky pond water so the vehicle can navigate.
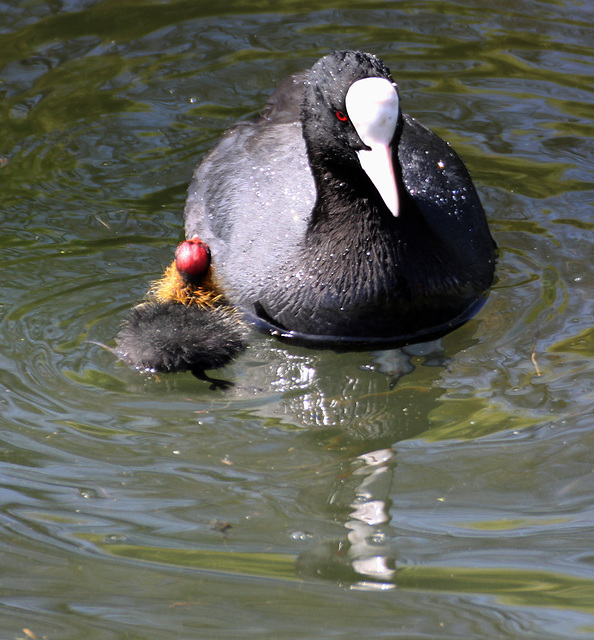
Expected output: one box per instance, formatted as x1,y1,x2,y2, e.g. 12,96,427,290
1,0,593,638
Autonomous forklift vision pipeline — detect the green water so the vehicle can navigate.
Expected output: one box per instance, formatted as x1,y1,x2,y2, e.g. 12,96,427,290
0,0,593,638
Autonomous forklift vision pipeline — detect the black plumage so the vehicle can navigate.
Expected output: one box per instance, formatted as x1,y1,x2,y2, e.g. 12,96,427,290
184,50,496,347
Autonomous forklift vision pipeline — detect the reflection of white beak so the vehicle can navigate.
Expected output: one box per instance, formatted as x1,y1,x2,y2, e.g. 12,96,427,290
346,448,396,588
345,77,400,217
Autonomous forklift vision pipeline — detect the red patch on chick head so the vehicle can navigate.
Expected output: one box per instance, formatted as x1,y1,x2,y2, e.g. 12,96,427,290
175,237,211,282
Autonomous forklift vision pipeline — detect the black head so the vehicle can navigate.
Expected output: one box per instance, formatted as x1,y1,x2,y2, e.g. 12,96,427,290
301,51,400,167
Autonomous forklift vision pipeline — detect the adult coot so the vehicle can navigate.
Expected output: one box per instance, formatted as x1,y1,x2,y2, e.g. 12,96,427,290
185,50,496,347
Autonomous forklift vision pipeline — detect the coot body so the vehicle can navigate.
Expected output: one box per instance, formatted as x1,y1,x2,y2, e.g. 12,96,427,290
185,50,496,346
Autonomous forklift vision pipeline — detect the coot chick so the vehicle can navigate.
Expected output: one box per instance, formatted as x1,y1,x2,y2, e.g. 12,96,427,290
116,238,247,389
185,50,496,348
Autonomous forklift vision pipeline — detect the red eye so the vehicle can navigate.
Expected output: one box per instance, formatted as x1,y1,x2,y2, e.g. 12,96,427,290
335,110,348,122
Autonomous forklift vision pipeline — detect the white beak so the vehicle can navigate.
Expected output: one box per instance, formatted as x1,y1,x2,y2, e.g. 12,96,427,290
345,77,400,217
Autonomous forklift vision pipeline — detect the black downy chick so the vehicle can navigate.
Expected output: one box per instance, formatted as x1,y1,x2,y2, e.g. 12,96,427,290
116,237,247,389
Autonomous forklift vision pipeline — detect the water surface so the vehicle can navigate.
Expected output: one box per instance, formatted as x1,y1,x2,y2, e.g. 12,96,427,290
0,0,593,638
